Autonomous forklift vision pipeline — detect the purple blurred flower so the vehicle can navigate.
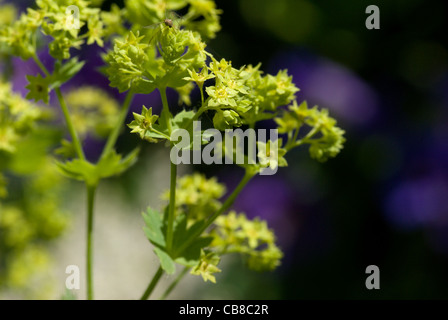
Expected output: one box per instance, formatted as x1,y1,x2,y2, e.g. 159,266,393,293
385,175,448,229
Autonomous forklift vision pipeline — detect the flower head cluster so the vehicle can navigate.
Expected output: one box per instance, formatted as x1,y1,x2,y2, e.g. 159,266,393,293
275,101,346,162
0,81,44,153
103,31,150,93
210,211,283,272
182,57,299,131
65,86,120,139
0,156,69,298
125,0,176,27
163,173,226,221
104,26,207,93
0,0,109,60
124,0,222,40
183,0,223,39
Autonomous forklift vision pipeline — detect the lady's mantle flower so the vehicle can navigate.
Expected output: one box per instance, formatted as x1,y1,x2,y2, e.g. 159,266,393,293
103,31,149,92
85,15,104,47
206,85,238,107
257,139,288,171
274,100,308,133
211,211,283,272
184,67,215,88
213,109,242,130
128,106,159,140
190,250,221,283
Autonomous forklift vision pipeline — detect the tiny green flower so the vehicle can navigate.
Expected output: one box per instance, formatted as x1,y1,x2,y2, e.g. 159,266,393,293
206,85,238,107
176,82,195,106
86,15,104,47
213,109,242,130
309,126,346,162
183,67,215,88
128,105,159,141
274,100,309,133
208,58,232,77
257,139,288,171
25,74,49,104
239,218,274,249
247,244,283,272
190,250,221,283
164,173,225,222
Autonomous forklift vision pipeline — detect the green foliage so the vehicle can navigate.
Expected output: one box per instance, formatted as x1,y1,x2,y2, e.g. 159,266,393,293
50,57,85,88
25,57,85,107
56,148,140,186
25,74,50,104
142,207,213,274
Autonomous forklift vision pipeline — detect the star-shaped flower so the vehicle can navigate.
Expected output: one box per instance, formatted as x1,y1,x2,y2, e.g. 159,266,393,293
206,85,238,107
190,250,221,283
183,67,215,87
128,105,159,140
257,139,288,170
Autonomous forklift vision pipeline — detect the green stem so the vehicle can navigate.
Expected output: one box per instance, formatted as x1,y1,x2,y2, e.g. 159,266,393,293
285,128,299,151
192,106,206,121
150,128,171,140
166,159,177,253
55,88,86,160
32,54,50,77
184,105,207,131
32,54,85,160
140,266,164,300
199,84,205,106
86,184,97,300
159,87,172,134
100,91,134,160
175,169,254,256
160,266,189,300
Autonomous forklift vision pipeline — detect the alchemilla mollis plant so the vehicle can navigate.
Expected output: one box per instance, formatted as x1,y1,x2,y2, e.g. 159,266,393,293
0,0,345,299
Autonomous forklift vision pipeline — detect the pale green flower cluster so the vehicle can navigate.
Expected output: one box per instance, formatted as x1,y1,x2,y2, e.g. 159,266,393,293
163,173,226,221
0,81,44,153
211,211,283,272
276,101,346,162
65,86,120,138
0,153,69,298
0,0,108,60
124,0,222,40
159,174,283,281
103,26,207,93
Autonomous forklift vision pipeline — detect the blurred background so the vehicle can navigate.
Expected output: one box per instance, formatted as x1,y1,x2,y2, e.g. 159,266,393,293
1,0,448,299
